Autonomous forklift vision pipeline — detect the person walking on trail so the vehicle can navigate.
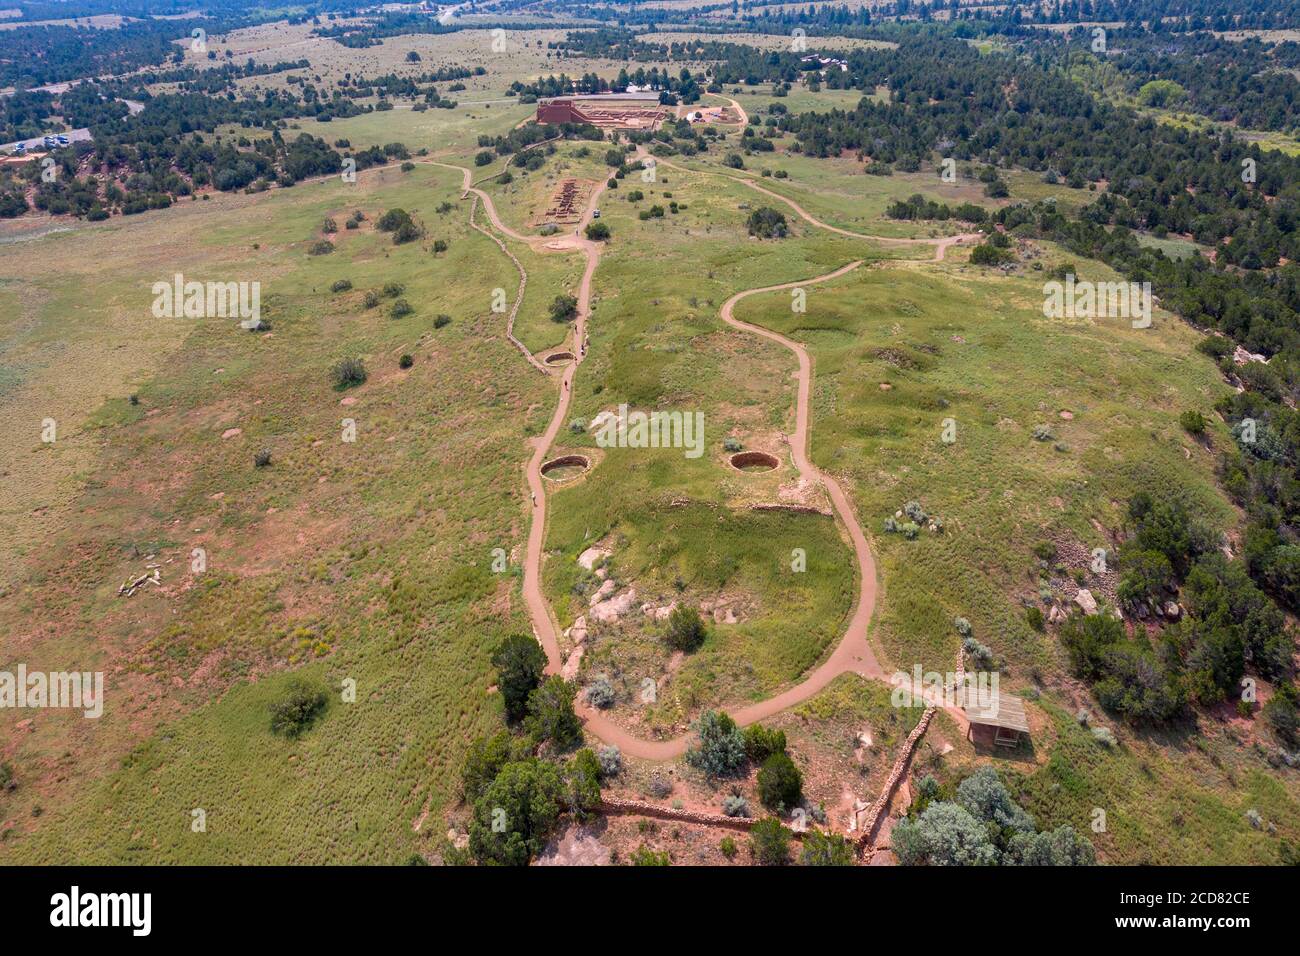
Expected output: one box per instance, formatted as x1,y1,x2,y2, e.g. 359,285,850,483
530,491,536,507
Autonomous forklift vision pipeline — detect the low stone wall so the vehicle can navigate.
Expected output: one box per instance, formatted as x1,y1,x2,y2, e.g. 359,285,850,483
855,706,936,850
467,196,549,374
599,797,757,833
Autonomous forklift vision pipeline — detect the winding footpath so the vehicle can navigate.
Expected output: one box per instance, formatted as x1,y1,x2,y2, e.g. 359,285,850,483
434,150,975,760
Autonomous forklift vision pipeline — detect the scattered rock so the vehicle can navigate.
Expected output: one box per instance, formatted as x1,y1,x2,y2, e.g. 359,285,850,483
590,588,637,623
641,601,677,621
220,427,242,439
577,546,611,571
1074,588,1098,615
588,578,616,606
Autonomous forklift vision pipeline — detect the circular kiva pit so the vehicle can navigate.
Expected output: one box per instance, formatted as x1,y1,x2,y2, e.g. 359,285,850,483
545,351,575,366
729,451,780,473
541,454,591,482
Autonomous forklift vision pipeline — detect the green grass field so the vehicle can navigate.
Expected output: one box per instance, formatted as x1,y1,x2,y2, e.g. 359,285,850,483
3,24,1299,867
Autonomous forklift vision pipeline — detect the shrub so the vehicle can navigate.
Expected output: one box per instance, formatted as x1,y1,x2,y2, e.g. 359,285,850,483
722,794,751,818
723,436,742,452
432,239,448,254
434,314,451,329
757,752,803,811
331,357,367,390
1264,683,1299,746
377,208,413,232
648,773,672,799
0,761,15,792
253,449,272,468
525,675,582,750
800,830,855,866
1026,606,1045,632
491,634,546,723
719,835,738,859
1180,410,1207,435
585,675,615,709
892,801,998,866
686,710,747,777
390,299,413,319
630,845,671,866
749,818,791,865
330,278,353,293
307,239,334,255
585,221,610,241
363,290,381,309
1005,824,1095,865
597,744,622,778
747,207,788,238
549,295,578,323
953,616,973,638
399,354,414,369
1090,726,1117,747
474,150,495,167
468,759,564,865
665,605,706,651
742,724,787,763
393,221,422,245
382,281,405,298
566,748,602,816
269,678,328,738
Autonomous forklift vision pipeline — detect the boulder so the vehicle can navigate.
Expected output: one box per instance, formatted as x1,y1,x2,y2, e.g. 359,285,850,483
578,546,611,571
1164,601,1181,620
1073,588,1098,616
588,578,616,606
590,588,637,623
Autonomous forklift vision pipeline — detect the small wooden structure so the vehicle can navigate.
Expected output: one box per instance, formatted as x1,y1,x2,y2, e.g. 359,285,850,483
962,691,1030,748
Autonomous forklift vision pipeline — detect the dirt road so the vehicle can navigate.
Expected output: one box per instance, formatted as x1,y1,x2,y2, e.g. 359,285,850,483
435,147,971,760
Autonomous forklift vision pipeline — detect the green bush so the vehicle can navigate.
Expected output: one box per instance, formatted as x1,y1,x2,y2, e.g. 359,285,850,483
269,678,328,738
756,752,802,811
549,295,578,323
525,675,582,750
1180,410,1207,435
434,314,451,329
686,710,746,777
331,357,367,390
749,818,791,865
585,221,610,241
491,634,546,723
800,829,855,866
742,724,786,763
664,605,706,651
399,354,414,369
390,299,414,319
747,207,788,238
630,845,671,866
330,279,352,293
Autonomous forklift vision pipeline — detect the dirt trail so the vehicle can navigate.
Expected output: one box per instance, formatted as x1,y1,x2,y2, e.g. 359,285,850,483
651,153,980,258
433,146,973,761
